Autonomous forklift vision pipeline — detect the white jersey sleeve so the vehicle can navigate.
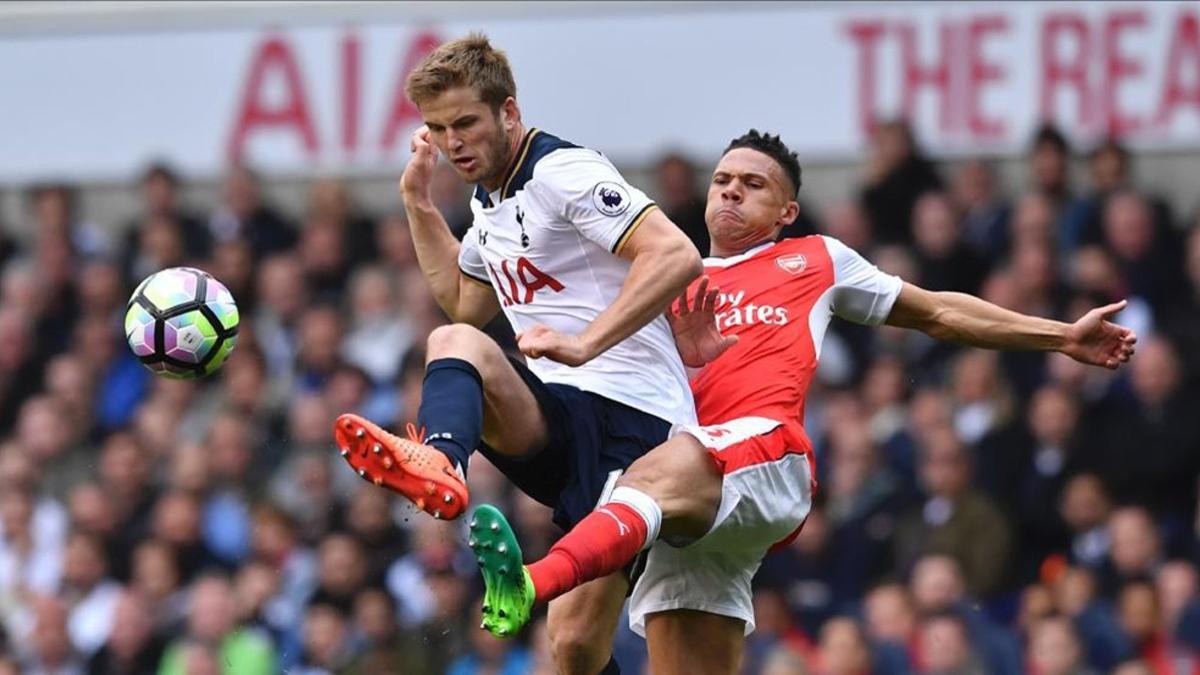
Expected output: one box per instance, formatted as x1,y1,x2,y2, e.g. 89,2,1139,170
457,227,491,285
525,150,658,253
822,235,903,326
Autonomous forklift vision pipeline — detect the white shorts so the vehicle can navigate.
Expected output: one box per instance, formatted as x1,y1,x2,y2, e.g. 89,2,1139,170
627,416,815,636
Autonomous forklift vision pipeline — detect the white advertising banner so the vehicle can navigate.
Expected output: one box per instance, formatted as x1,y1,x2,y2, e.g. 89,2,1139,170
1,1,1199,181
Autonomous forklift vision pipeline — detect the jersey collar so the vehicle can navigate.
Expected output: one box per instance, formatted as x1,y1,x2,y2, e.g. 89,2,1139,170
474,128,583,209
702,240,778,268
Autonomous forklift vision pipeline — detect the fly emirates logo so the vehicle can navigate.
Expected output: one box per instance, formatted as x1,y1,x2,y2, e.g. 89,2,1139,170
715,290,789,329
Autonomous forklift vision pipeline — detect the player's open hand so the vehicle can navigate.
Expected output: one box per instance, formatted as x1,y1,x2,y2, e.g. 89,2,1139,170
400,125,439,204
517,325,593,367
1061,299,1137,370
668,276,738,368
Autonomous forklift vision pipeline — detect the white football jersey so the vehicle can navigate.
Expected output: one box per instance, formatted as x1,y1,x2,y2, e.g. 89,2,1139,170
458,129,696,426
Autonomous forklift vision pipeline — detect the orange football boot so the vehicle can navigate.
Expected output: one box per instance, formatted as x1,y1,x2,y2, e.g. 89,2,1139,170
334,414,469,520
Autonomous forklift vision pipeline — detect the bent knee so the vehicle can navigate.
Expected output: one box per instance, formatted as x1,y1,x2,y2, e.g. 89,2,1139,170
615,435,717,501
426,323,486,356
615,438,722,541
425,324,504,370
549,626,610,675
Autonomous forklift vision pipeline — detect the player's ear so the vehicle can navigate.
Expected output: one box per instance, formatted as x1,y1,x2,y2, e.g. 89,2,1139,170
777,200,800,228
499,97,520,130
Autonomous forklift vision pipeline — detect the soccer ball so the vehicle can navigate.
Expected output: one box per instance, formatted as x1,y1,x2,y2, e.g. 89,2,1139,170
124,267,239,379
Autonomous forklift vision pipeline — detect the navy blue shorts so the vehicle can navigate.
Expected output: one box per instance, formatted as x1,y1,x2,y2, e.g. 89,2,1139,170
477,357,672,530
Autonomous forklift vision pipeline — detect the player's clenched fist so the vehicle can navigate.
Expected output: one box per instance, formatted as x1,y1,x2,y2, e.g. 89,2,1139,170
400,125,439,203
517,325,594,367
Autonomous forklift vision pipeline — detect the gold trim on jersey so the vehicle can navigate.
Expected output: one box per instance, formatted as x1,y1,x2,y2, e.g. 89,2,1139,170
501,128,541,200
612,204,659,254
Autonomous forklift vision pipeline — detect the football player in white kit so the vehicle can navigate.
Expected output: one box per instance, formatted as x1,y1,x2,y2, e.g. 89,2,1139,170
332,34,702,675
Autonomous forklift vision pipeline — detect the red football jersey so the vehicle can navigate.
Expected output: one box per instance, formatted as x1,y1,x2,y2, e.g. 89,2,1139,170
689,236,903,428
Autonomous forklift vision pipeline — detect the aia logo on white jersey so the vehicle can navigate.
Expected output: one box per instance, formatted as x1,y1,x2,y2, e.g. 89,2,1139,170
488,257,565,306
776,254,807,275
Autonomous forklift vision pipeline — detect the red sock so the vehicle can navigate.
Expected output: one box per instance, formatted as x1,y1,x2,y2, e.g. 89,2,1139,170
527,501,650,604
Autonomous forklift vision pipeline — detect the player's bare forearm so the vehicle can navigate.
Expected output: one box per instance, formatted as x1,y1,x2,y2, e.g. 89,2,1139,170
404,198,472,321
580,222,702,360
886,284,1067,352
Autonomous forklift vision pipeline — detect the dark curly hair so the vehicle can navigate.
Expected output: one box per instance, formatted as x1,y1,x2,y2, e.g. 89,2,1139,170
722,129,802,197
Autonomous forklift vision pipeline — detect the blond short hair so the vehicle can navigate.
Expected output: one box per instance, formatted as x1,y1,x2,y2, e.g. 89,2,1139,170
405,32,517,110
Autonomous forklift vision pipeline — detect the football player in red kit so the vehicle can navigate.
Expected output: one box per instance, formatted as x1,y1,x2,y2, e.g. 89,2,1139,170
469,130,1137,675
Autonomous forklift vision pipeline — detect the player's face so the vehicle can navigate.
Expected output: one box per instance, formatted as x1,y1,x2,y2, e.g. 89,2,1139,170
705,148,800,255
419,86,517,187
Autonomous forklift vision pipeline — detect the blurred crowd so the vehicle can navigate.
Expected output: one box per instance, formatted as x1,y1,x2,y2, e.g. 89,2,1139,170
0,119,1198,675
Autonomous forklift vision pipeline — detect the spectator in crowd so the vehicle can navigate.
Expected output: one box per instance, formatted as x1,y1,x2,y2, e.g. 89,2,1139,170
129,539,185,633
815,617,872,675
376,212,416,270
157,573,276,675
760,647,811,675
28,182,108,261
823,422,904,598
58,532,121,657
950,159,1009,261
1101,190,1186,312
1103,508,1164,595
982,384,1084,577
207,164,296,260
209,238,257,315
1115,579,1200,673
122,162,210,276
918,612,988,675
292,602,354,674
0,486,63,598
1090,338,1200,525
446,601,532,675
297,215,351,301
0,308,46,433
859,118,943,245
305,178,377,267
86,589,165,675
654,152,710,254
893,425,1013,598
341,265,415,384
1057,473,1114,570
741,588,815,675
342,485,407,585
863,583,918,669
1026,125,1082,234
345,587,432,674
1156,561,1200,654
428,161,472,238
308,534,369,616
820,201,874,254
1026,615,1098,675
910,191,988,294
20,595,85,675
908,555,1021,674
1075,139,1176,254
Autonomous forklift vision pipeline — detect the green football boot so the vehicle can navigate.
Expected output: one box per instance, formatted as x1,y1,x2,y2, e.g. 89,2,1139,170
468,504,535,638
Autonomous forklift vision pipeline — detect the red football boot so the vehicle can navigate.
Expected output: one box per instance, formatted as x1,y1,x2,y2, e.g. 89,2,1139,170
334,414,469,520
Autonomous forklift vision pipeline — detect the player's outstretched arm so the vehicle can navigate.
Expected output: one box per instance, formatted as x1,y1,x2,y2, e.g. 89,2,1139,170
401,126,500,327
885,282,1137,369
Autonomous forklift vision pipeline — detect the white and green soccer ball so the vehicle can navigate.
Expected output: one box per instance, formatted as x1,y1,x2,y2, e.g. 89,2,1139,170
124,267,239,379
